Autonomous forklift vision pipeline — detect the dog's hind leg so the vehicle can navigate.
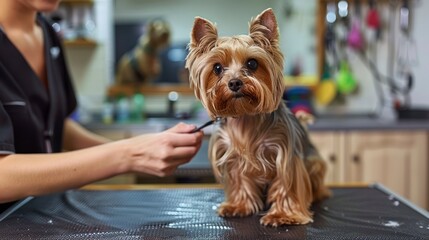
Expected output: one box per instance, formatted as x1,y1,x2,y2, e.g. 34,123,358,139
305,156,331,202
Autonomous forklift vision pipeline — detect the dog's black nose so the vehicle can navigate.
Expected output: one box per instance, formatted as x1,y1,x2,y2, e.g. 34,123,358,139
228,79,243,92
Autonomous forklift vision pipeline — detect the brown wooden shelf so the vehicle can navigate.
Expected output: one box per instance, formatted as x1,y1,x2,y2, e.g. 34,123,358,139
107,84,195,97
284,75,319,90
63,39,97,47
61,0,94,5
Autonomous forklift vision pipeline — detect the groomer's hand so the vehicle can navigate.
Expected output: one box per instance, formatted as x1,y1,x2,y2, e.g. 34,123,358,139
122,123,204,177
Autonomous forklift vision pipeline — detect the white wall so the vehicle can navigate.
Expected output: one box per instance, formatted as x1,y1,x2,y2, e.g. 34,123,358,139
409,1,429,108
114,0,273,42
65,0,114,114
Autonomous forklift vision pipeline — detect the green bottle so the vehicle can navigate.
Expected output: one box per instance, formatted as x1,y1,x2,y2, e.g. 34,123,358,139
131,93,145,122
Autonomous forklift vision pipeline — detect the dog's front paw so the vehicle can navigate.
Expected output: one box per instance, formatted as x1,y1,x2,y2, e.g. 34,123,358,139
260,212,313,227
217,202,255,217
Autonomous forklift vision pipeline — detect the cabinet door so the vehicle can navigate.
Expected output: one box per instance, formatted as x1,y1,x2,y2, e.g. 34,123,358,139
309,131,345,184
346,131,428,209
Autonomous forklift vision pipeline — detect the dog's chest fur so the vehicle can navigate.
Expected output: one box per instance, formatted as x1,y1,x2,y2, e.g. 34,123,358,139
212,103,297,179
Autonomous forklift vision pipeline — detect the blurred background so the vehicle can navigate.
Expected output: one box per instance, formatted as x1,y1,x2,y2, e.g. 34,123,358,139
46,0,428,210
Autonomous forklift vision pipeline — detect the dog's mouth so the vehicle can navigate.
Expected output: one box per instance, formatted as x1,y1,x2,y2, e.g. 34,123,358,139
234,91,258,103
232,92,245,98
213,92,262,117
209,84,262,117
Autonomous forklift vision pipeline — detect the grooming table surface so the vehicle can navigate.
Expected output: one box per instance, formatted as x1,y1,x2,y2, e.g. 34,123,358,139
0,185,428,239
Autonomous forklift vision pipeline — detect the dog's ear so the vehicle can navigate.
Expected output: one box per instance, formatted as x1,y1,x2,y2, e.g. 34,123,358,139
249,8,279,43
190,17,218,49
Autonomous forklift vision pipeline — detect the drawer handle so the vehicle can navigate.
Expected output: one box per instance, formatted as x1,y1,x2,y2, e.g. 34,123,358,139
329,154,336,163
353,155,360,163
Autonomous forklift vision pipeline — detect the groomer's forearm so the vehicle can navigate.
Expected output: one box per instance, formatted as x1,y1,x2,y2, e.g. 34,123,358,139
0,140,129,203
63,118,111,150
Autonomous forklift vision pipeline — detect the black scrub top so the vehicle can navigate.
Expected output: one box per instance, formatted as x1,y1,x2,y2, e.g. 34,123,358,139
0,13,77,155
0,14,77,212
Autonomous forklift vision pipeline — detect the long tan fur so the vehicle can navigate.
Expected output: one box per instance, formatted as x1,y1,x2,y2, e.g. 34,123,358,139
186,8,330,226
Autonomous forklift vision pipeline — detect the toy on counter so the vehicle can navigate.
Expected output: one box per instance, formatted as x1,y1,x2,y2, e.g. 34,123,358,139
283,86,314,115
315,62,337,106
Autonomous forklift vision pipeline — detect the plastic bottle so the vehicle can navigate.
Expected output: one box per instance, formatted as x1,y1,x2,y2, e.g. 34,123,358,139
131,93,145,122
102,96,114,124
115,95,130,123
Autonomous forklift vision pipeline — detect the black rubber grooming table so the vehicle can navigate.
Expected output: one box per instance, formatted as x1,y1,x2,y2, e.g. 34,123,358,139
0,184,428,239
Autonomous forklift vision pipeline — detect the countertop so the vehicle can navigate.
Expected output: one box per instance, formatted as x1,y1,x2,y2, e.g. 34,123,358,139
308,117,429,131
82,117,429,133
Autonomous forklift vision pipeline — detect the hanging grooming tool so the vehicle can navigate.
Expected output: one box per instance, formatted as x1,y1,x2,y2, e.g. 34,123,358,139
399,0,410,34
396,0,417,108
325,3,340,70
397,0,418,68
366,0,381,41
347,0,364,51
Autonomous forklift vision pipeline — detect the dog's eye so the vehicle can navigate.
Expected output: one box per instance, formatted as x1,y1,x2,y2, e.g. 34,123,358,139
246,59,258,71
213,63,223,75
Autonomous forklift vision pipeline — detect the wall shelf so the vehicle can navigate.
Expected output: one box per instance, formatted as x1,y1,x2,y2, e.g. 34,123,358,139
61,0,94,5
284,75,319,89
107,84,194,97
64,39,97,47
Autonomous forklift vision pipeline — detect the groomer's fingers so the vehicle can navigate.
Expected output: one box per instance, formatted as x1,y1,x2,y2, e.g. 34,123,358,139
170,144,202,162
167,131,203,148
166,122,197,133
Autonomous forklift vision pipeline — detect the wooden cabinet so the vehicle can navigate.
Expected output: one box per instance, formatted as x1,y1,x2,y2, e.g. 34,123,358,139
345,131,428,210
309,131,346,184
309,130,429,210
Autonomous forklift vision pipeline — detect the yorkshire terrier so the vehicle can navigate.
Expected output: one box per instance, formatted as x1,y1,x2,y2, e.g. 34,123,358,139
116,19,170,85
185,8,330,226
